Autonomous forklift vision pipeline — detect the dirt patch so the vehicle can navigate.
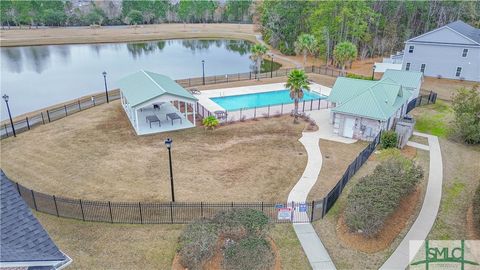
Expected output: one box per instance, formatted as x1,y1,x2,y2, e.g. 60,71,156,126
171,236,281,270
401,145,418,160
337,186,422,253
466,206,480,240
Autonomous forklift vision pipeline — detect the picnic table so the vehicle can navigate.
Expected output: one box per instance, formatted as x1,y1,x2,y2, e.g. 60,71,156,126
146,115,160,128
166,113,182,125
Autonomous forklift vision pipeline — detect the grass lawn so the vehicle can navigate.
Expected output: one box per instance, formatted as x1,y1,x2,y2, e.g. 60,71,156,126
36,212,309,269
1,100,307,202
411,100,453,137
313,148,430,269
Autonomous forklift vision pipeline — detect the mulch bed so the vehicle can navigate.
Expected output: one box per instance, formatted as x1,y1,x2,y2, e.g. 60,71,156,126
466,206,480,240
336,186,422,253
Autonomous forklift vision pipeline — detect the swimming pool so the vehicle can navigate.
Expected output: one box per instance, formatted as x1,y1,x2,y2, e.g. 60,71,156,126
210,89,326,111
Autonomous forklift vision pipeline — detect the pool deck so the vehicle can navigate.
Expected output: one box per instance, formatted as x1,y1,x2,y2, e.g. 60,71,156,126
196,82,331,113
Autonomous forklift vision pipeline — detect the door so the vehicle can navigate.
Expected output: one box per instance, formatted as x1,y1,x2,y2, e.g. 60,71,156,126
343,117,355,138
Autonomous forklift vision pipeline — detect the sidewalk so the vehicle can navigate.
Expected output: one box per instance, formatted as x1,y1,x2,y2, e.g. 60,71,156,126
380,132,443,269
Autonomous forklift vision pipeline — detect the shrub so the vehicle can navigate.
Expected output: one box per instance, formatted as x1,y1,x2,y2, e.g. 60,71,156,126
202,115,220,130
223,236,275,270
344,156,423,236
213,208,272,239
473,186,480,234
178,220,218,270
346,73,374,80
450,86,480,144
381,130,398,149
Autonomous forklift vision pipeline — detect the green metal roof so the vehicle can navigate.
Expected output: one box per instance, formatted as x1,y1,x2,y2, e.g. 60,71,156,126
382,69,423,89
329,78,412,121
117,70,197,108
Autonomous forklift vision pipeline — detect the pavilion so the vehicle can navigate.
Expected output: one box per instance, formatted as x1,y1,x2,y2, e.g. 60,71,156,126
117,70,198,135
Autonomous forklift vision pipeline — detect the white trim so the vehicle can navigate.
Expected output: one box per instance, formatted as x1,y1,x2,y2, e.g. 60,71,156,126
406,25,480,45
141,70,167,94
0,260,64,268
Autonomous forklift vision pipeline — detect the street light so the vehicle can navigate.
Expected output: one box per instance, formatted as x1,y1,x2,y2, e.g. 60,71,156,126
270,54,274,78
2,94,16,137
102,71,109,103
372,65,376,80
165,138,175,202
202,60,205,85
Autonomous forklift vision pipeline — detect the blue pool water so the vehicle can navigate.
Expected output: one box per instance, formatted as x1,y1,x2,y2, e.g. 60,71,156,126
210,89,326,111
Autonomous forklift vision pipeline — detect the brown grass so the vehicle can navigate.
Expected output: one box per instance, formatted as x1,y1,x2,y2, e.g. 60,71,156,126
0,100,307,202
307,139,367,201
35,212,184,270
312,148,430,269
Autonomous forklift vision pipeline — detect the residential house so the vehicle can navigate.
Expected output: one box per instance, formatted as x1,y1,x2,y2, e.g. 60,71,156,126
327,70,423,141
402,20,480,82
0,171,71,269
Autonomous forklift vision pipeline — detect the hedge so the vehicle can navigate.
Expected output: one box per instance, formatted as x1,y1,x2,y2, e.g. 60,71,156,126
381,130,398,149
473,185,480,234
344,153,423,236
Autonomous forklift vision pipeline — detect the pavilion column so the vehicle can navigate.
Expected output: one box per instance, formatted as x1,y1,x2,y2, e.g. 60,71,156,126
183,101,187,120
193,102,196,126
134,108,139,133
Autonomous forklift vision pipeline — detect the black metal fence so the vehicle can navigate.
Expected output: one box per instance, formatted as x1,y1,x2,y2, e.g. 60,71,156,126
0,65,343,139
406,91,438,114
4,131,380,224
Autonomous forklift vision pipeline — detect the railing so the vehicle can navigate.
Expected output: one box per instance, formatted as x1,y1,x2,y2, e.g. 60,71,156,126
3,131,381,224
406,91,437,114
1,66,343,139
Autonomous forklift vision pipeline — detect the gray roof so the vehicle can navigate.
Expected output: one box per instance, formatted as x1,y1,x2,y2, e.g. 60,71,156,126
446,20,480,44
0,171,66,265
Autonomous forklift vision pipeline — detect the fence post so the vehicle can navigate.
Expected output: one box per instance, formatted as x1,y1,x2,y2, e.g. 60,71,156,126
170,202,174,224
302,100,305,112
254,107,257,119
64,105,68,116
310,100,313,111
108,201,113,223
31,190,38,211
261,201,264,212
47,110,51,122
41,112,45,124
321,196,328,218
240,108,242,120
79,199,85,221
249,72,251,80
201,202,204,219
318,99,321,110
16,182,20,195
139,202,143,224
26,117,30,130
78,100,82,111
281,103,283,115
53,195,59,217
267,105,270,117
4,124,8,137
310,200,315,222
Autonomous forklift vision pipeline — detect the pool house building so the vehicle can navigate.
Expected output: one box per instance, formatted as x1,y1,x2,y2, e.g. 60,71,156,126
117,70,198,135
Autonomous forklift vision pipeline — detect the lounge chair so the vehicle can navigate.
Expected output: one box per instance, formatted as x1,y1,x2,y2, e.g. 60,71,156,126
188,88,201,95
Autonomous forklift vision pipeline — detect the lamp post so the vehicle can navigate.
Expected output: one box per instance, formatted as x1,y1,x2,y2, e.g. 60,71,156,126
2,94,16,137
371,65,376,80
270,54,274,78
202,60,205,85
102,71,109,103
165,138,175,202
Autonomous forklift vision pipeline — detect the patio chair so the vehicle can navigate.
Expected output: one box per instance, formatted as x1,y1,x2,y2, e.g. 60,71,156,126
214,110,228,121
188,88,201,95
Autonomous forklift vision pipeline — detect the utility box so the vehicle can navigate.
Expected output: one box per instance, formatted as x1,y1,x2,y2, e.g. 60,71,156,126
395,115,416,148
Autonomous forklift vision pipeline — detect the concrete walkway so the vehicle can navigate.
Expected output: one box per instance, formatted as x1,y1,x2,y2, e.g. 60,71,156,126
380,132,443,270
287,110,350,270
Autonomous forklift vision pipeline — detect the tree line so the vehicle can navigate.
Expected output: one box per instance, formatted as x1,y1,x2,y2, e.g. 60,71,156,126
258,0,480,60
0,0,254,28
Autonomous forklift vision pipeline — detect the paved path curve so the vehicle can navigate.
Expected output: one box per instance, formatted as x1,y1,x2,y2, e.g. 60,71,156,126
255,34,302,68
380,132,443,270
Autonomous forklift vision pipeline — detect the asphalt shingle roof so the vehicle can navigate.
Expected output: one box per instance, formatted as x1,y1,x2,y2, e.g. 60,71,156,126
117,70,197,108
446,20,480,44
0,172,66,265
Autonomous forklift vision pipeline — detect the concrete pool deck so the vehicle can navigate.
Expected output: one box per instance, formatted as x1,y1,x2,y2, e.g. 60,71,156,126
196,82,332,113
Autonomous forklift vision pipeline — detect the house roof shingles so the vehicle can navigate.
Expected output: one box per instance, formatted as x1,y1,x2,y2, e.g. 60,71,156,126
446,20,480,44
0,172,66,265
117,70,197,108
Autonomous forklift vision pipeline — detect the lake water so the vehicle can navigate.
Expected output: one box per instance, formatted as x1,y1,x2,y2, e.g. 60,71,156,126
0,39,255,120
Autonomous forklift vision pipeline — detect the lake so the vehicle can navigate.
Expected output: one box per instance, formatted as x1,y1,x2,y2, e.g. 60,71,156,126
0,39,258,120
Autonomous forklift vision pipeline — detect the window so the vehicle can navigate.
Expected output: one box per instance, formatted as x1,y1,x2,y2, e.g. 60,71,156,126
405,63,411,71
420,64,426,73
456,67,462,77
408,45,414,53
462,48,468,57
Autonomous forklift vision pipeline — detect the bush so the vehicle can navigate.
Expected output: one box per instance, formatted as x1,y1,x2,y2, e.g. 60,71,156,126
213,208,272,239
344,155,423,236
202,115,220,130
451,86,480,144
177,220,218,270
223,236,275,270
473,186,480,234
346,73,374,80
381,130,398,149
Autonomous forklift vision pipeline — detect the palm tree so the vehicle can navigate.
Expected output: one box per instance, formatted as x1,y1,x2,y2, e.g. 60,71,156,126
250,43,268,80
286,69,310,123
333,41,358,76
294,34,317,67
